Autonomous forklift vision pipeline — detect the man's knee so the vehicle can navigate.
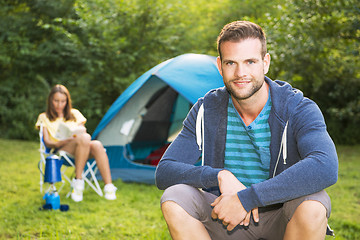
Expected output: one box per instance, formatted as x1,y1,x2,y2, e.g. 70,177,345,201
161,201,186,220
160,184,204,222
161,200,212,239
161,184,196,205
292,200,327,229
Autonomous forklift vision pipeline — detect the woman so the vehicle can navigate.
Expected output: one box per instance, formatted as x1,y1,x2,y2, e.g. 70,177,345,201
35,84,117,202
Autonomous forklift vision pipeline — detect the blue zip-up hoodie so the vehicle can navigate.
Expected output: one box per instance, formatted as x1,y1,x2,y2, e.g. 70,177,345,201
156,77,338,212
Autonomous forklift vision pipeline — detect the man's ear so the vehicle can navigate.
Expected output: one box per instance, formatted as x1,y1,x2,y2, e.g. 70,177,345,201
217,56,223,76
263,53,271,74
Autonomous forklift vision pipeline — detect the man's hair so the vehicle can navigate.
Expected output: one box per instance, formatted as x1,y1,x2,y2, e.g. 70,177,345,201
46,84,75,121
217,21,267,59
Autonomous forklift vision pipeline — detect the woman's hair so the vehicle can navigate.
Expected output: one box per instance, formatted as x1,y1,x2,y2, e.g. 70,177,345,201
217,21,267,59
46,84,75,121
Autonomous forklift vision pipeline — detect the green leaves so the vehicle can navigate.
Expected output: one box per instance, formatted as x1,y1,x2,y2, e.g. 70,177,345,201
1,0,359,143
264,0,360,143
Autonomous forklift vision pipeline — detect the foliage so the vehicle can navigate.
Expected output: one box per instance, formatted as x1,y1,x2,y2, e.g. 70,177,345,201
0,0,359,144
0,0,85,138
264,0,360,144
0,0,224,137
69,0,224,130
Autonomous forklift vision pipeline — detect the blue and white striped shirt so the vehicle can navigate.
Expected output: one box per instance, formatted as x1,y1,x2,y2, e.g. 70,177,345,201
224,95,272,187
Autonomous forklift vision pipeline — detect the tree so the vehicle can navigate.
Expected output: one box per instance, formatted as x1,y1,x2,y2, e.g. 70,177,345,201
2,0,358,143
265,0,360,144
0,0,84,139
0,0,225,138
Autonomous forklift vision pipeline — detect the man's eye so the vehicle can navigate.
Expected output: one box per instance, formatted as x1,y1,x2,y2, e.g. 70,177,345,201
226,61,234,65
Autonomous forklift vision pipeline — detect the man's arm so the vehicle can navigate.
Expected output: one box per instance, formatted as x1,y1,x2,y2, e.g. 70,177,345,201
238,99,338,212
155,100,222,190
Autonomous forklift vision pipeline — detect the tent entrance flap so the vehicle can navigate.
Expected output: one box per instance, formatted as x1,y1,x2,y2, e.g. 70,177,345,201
133,86,178,142
96,76,167,146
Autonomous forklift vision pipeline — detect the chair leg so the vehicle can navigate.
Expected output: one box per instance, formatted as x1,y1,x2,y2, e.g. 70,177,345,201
64,162,103,198
40,172,43,193
38,158,46,193
58,151,104,198
82,161,103,197
65,170,75,198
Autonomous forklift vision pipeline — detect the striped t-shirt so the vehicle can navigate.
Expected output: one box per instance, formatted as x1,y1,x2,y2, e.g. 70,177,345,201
224,95,272,187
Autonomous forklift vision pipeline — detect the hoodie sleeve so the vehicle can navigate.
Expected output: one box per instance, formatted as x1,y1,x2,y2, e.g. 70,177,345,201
237,97,338,212
155,99,221,190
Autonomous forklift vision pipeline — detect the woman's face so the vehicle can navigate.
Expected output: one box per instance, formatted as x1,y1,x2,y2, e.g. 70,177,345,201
51,92,67,117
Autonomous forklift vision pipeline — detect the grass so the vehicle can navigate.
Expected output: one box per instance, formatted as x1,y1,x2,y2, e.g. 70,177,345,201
0,138,359,239
324,145,360,239
0,139,170,240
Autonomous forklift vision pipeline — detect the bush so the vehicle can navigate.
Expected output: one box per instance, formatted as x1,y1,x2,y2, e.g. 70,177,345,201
1,0,359,144
264,0,360,144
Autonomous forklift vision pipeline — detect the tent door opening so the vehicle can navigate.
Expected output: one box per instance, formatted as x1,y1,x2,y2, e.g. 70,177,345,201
130,86,191,165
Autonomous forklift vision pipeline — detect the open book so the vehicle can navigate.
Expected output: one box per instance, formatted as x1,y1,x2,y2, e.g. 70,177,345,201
55,122,86,140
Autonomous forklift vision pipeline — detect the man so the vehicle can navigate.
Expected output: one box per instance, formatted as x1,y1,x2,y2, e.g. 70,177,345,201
155,21,338,240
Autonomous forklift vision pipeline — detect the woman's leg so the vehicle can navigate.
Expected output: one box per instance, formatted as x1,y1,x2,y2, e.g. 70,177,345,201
60,134,115,201
60,135,112,183
74,134,91,179
89,140,112,184
60,133,91,179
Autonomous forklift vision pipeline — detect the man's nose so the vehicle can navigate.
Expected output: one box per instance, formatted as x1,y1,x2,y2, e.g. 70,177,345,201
235,64,247,78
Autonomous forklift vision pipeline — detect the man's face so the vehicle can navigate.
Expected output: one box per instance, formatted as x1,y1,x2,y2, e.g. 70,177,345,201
217,38,270,101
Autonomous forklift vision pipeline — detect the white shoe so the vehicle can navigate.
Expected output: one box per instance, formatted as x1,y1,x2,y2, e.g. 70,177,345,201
71,178,84,202
104,183,117,200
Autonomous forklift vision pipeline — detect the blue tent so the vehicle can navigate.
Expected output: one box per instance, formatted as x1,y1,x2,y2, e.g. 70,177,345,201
93,53,224,184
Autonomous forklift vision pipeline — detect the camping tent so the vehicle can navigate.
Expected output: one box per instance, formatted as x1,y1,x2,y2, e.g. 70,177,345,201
92,53,224,184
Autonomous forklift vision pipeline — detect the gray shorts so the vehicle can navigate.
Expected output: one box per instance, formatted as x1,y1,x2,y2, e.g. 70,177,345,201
161,184,331,240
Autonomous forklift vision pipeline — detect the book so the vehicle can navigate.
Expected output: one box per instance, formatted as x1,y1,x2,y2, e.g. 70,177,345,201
55,122,86,140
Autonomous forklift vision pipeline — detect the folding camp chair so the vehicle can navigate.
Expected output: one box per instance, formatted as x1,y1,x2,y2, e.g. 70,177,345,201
38,123,68,193
59,151,103,197
38,124,103,197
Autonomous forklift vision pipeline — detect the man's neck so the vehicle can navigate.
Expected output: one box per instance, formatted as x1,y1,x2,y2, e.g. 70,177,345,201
231,82,269,126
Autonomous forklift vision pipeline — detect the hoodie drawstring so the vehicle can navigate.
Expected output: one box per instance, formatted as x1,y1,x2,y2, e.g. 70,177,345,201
196,104,204,166
273,121,288,178
196,103,288,175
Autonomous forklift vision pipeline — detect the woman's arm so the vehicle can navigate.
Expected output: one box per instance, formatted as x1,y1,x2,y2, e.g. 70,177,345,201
43,126,73,149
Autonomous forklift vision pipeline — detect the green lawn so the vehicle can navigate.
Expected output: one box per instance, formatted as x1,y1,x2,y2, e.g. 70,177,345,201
0,139,359,239
0,139,170,240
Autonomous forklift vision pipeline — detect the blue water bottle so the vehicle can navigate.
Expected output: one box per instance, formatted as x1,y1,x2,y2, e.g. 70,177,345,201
43,190,60,210
51,191,60,210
